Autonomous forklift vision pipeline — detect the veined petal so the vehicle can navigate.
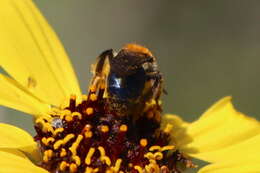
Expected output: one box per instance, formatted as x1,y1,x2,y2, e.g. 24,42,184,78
198,161,260,173
0,149,48,173
0,74,50,116
162,96,260,163
0,0,81,107
0,123,40,162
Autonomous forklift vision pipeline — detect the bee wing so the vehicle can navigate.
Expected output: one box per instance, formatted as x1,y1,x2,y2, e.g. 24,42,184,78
89,50,114,98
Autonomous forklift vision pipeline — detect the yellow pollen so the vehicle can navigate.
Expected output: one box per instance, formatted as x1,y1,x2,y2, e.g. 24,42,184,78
72,112,82,119
144,152,154,160
85,147,95,165
85,167,99,173
60,161,68,171
145,163,159,173
140,138,148,147
149,145,161,152
98,146,106,156
114,159,123,172
154,152,163,160
69,135,83,155
98,146,111,166
54,134,75,150
43,150,53,163
90,85,96,92
163,124,173,134
101,125,109,133
60,148,67,157
134,165,143,173
72,155,81,166
119,124,128,132
65,115,73,122
90,93,97,101
53,128,64,136
41,137,48,145
84,131,93,138
101,156,111,166
69,163,78,173
86,107,94,115
161,145,175,152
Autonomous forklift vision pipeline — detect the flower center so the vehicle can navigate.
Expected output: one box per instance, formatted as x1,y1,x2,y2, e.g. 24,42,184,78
34,87,194,173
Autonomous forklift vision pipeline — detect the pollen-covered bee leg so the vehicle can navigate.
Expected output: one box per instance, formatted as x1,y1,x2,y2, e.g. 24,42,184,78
89,49,114,98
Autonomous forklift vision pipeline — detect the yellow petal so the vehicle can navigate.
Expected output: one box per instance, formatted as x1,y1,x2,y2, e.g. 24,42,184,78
198,161,260,173
162,96,260,163
0,123,40,162
0,0,81,106
0,149,48,173
0,74,50,116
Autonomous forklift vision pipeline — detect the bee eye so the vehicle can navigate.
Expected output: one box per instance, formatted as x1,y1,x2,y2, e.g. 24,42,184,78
108,68,146,100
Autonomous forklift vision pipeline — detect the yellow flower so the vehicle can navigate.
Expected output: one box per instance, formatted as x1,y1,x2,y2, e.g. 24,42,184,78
0,0,260,173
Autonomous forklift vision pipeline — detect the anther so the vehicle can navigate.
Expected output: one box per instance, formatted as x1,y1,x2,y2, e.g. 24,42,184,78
161,145,175,152
134,165,143,173
60,148,67,157
70,163,78,173
86,107,94,115
60,161,68,171
72,155,81,166
84,131,93,138
149,145,161,152
72,112,82,119
43,149,53,162
98,146,106,156
113,159,122,172
90,93,97,101
65,115,73,122
85,147,95,165
69,135,83,155
154,152,163,160
119,124,128,132
100,125,109,133
85,167,99,173
140,138,148,147
53,128,64,136
54,134,75,150
98,146,111,166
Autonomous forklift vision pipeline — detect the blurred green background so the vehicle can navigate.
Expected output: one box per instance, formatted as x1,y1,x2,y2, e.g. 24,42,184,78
1,0,260,172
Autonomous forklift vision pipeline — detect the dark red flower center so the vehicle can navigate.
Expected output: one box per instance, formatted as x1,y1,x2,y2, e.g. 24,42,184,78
34,87,194,173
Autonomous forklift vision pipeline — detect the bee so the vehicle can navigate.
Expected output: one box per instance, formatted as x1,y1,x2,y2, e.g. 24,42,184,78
89,44,163,122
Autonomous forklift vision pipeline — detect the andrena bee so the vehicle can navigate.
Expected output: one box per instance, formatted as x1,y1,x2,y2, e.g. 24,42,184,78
89,44,163,122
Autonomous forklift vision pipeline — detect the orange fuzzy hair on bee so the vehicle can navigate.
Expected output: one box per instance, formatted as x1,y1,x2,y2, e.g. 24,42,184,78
123,43,153,57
